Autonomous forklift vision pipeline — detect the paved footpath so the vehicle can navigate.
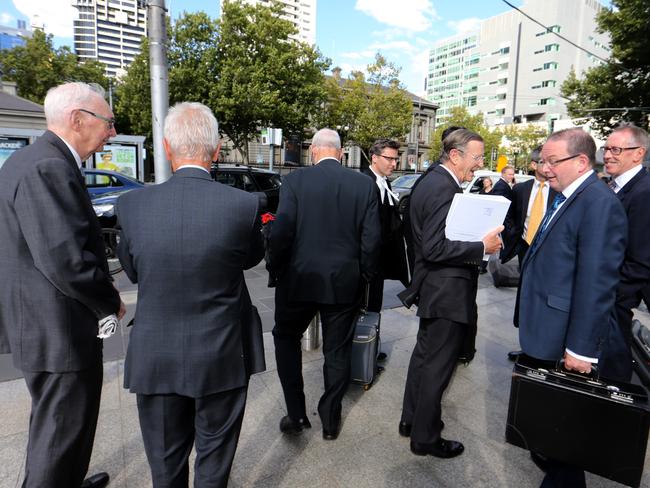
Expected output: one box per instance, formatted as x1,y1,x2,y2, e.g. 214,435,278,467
1,268,648,487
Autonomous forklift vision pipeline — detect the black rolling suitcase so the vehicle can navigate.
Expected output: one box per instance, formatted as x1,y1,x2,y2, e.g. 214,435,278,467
632,319,650,387
506,355,650,487
350,285,382,390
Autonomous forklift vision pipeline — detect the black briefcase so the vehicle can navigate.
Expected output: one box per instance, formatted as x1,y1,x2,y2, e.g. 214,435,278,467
506,355,650,487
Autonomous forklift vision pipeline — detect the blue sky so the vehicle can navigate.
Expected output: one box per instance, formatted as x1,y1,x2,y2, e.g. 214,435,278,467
0,0,527,93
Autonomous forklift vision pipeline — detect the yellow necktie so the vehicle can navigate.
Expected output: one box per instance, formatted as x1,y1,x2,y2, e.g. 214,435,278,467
525,181,545,245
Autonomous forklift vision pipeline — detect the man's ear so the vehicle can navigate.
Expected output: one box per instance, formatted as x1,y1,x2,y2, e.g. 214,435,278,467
163,138,174,170
211,141,222,162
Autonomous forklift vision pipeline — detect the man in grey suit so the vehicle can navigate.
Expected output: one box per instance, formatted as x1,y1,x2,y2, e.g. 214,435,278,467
117,102,265,488
0,82,124,488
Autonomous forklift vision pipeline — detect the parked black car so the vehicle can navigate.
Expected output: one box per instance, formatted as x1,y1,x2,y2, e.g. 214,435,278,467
211,164,282,212
391,173,421,214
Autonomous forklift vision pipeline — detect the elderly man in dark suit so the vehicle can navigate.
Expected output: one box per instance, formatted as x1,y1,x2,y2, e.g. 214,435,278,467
516,128,626,486
600,124,650,381
397,129,503,458
117,102,265,488
0,82,124,488
502,146,559,362
268,128,380,441
362,138,409,312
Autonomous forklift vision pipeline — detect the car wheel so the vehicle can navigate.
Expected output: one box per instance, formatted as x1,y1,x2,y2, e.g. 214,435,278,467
101,228,123,275
398,196,410,215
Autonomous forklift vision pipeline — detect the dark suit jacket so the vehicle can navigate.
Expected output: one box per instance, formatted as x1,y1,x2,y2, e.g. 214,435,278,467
398,165,484,323
362,168,409,285
490,178,514,200
0,131,120,372
268,158,380,304
615,168,650,302
117,168,265,397
516,173,626,360
501,179,558,263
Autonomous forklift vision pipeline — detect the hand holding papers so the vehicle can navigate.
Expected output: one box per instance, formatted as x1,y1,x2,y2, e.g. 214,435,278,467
445,193,510,260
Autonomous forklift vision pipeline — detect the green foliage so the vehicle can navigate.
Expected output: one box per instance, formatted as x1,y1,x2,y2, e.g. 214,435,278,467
318,53,412,162
428,106,502,169
113,39,151,139
561,0,650,134
210,0,329,162
501,124,548,171
0,29,107,104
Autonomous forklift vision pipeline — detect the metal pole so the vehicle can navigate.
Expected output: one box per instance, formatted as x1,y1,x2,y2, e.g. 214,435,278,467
148,0,171,183
302,312,320,351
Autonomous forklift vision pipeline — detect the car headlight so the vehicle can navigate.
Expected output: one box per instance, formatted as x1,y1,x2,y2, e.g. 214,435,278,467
93,204,115,217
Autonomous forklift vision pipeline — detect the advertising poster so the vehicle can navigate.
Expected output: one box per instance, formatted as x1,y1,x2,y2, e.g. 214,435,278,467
0,137,28,170
94,144,138,178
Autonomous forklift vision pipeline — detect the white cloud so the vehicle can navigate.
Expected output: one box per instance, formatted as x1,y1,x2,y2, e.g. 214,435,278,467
447,17,482,35
355,0,437,32
13,0,76,37
0,13,16,26
340,49,376,60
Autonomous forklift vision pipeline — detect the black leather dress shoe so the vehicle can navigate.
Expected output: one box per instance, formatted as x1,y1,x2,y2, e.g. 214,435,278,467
399,420,444,437
322,425,340,440
508,350,524,361
279,415,312,435
530,451,550,472
410,438,464,458
81,472,110,488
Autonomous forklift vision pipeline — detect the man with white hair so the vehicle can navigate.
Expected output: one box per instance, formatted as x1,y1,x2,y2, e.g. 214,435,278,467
0,82,125,488
117,102,265,487
268,128,380,441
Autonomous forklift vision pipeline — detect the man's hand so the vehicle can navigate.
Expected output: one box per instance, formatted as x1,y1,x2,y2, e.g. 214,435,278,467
117,299,126,320
563,351,593,374
482,225,504,255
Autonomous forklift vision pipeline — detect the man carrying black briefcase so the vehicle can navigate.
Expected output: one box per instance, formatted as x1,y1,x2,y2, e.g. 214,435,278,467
512,129,630,487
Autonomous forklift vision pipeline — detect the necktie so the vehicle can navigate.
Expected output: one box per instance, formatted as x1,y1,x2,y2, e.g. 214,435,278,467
525,181,545,245
608,179,618,192
527,193,566,255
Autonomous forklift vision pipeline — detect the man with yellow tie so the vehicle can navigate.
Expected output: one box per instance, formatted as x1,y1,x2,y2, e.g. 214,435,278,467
501,146,558,362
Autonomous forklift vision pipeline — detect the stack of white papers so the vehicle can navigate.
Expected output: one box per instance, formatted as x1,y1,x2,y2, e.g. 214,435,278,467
445,193,511,259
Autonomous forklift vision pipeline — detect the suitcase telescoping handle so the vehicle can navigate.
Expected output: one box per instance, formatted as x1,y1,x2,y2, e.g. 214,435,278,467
361,281,370,313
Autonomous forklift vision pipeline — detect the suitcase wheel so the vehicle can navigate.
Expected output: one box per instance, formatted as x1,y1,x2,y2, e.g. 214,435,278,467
364,383,372,391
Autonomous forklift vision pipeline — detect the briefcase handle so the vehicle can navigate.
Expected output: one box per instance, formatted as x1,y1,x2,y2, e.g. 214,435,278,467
555,359,600,383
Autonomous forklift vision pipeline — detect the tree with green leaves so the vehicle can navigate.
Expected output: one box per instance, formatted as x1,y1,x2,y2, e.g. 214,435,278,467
428,106,502,169
561,0,650,134
319,53,412,163
501,124,548,171
114,39,152,139
0,29,107,104
210,0,329,162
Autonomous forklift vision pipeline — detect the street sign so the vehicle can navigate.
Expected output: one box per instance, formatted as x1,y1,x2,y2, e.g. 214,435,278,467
491,147,497,162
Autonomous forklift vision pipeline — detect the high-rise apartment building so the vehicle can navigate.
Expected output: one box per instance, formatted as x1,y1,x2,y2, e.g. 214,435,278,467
0,20,32,50
427,0,610,128
223,0,317,45
71,0,147,78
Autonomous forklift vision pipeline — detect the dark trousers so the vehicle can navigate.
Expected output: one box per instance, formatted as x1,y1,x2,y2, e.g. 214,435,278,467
22,362,103,488
600,298,637,382
367,273,384,313
401,317,464,445
540,460,586,488
273,284,359,431
136,386,247,488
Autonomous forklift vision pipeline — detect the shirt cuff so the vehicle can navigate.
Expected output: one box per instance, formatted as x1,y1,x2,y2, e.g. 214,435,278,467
565,348,598,364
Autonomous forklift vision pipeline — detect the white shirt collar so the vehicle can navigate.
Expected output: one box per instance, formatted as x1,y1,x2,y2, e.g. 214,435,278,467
176,164,210,174
440,163,461,187
57,135,83,169
612,164,643,192
369,165,398,205
561,170,594,200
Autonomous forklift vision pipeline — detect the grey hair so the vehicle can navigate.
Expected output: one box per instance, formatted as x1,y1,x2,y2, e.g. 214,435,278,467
440,128,483,162
312,128,341,150
163,102,220,163
44,82,106,127
612,123,649,152
546,128,596,166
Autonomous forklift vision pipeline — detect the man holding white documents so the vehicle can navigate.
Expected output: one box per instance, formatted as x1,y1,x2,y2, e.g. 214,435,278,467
397,129,503,459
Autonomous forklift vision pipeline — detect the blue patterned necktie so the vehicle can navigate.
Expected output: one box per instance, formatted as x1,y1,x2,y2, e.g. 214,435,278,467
527,193,566,255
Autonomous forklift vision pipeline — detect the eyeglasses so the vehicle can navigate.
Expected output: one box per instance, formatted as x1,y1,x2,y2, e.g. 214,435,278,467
379,154,400,163
602,146,640,156
78,108,115,130
538,153,580,167
456,149,485,162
